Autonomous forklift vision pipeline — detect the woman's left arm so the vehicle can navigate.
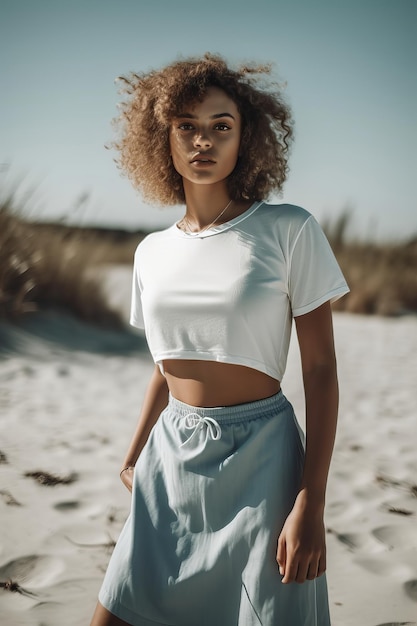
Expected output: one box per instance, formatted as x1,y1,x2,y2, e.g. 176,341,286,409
277,301,339,584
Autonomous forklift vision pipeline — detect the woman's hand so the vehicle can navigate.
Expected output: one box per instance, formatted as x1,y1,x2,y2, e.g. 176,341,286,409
120,466,135,493
277,490,327,584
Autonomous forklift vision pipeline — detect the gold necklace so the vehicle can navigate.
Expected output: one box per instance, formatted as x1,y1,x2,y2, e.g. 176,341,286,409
179,199,233,236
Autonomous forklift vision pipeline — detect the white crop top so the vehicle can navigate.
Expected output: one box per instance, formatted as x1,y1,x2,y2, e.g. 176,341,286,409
130,202,349,381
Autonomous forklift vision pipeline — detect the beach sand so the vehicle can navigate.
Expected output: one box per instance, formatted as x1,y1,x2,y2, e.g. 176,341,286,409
0,266,416,625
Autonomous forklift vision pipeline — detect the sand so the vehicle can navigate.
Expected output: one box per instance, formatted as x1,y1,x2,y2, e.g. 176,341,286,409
0,266,416,626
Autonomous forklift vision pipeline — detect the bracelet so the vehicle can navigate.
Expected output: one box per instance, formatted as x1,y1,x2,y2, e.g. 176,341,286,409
120,466,135,478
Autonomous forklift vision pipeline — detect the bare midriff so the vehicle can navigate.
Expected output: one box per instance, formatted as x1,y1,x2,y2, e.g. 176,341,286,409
163,359,281,408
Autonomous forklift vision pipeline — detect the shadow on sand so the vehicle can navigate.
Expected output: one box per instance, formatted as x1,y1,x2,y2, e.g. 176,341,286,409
0,310,148,358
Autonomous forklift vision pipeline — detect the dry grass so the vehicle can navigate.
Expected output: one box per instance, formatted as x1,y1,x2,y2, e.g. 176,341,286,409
333,240,417,315
324,211,417,316
0,191,144,326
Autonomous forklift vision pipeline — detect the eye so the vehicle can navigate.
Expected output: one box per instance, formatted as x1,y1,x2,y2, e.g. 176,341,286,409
178,123,194,131
214,122,231,131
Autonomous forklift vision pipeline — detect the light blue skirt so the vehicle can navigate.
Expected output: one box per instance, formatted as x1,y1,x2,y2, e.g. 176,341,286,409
99,391,330,625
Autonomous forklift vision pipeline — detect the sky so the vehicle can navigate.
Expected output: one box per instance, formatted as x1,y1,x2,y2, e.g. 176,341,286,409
1,0,416,241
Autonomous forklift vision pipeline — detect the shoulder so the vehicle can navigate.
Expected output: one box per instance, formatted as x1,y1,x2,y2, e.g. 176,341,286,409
246,203,334,264
252,202,318,243
257,202,313,226
134,224,177,259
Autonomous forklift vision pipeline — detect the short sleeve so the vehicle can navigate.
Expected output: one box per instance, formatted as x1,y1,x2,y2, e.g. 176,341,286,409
288,215,349,317
129,247,145,329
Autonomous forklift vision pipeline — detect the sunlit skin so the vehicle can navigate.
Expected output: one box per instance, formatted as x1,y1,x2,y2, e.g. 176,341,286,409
91,87,339,626
169,87,253,231
169,87,242,189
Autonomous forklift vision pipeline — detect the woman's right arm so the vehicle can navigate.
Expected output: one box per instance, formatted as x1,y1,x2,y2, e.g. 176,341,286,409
120,364,169,492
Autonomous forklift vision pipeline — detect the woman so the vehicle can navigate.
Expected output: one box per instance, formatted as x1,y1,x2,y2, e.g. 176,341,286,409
91,53,349,626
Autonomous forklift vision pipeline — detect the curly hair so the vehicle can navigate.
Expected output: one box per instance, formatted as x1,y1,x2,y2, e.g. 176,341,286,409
110,53,293,205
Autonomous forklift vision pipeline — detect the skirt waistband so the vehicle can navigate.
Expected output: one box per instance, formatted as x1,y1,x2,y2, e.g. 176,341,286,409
167,390,287,425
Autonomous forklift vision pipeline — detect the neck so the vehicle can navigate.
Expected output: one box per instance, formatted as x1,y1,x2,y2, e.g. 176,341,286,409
183,181,231,229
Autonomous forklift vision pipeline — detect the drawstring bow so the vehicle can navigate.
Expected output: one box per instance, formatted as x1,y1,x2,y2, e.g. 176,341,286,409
180,412,222,447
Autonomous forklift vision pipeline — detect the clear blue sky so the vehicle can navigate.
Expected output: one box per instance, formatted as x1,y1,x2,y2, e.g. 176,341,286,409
1,0,416,240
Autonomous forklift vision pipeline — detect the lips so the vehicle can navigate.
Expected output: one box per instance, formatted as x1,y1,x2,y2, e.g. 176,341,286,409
190,155,215,164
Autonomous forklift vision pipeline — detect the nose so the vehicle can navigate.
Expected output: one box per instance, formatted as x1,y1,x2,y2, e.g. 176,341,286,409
193,131,212,149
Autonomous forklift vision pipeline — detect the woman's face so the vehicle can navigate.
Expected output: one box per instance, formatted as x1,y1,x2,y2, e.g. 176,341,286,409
169,87,242,187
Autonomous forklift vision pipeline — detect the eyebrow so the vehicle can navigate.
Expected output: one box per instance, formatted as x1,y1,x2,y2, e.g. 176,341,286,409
176,112,236,121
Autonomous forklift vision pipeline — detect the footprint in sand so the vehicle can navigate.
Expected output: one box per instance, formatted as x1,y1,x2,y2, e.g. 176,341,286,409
372,525,417,550
403,579,417,602
335,531,368,551
354,554,413,578
334,530,385,555
344,525,417,584
0,554,65,589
